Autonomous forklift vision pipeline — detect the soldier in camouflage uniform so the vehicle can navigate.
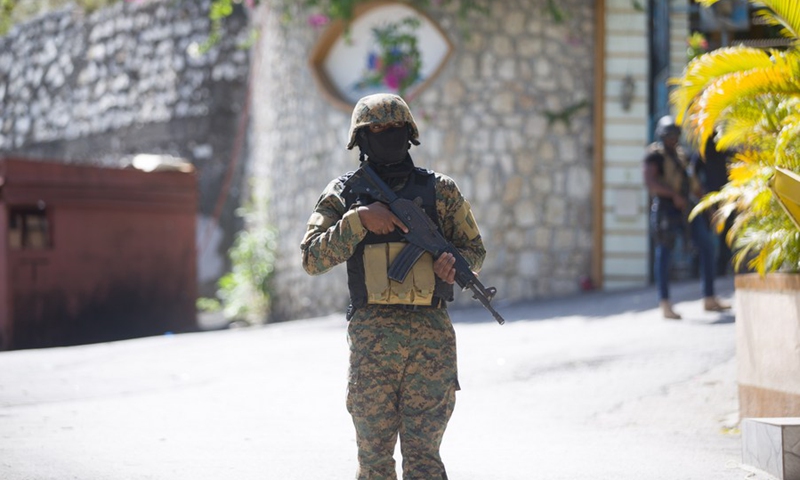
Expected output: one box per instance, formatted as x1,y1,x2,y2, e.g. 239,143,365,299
301,93,486,479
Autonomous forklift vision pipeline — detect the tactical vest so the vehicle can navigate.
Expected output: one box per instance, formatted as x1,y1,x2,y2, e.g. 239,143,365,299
648,142,691,201
342,167,455,308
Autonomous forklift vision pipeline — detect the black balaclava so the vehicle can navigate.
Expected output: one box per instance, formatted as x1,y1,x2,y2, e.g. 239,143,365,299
357,126,414,182
358,126,410,164
368,127,409,164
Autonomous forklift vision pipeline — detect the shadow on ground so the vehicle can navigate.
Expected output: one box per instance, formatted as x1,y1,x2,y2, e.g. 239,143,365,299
451,276,736,325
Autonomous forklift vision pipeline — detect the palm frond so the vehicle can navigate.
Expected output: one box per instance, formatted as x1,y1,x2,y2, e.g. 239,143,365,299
731,204,800,274
752,188,776,215
690,189,727,221
674,0,800,274
716,97,782,153
727,151,777,187
752,0,800,41
670,46,774,126
695,0,800,43
711,199,738,233
687,51,800,150
775,114,800,169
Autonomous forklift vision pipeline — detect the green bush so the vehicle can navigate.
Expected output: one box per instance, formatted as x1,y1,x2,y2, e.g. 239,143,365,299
196,184,278,324
215,223,277,324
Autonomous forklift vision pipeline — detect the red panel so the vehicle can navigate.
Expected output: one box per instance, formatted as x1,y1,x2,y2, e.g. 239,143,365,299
1,157,198,349
0,204,9,349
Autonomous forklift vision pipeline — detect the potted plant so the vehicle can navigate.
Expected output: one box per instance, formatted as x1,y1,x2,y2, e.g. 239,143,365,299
670,0,800,417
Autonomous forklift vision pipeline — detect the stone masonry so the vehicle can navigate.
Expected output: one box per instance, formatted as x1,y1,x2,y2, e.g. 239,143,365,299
251,0,596,320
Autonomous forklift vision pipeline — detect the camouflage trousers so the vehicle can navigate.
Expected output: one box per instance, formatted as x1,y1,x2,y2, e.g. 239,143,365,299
347,305,459,480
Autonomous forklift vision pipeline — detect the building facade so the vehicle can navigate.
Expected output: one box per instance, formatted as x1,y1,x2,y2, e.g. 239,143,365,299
4,0,766,323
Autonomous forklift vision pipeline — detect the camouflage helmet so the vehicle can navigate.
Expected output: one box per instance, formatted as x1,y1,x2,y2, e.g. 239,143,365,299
346,93,420,150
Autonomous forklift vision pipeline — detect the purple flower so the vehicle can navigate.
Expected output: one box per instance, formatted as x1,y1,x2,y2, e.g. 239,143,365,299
307,13,330,28
567,35,582,47
384,64,408,89
384,73,400,90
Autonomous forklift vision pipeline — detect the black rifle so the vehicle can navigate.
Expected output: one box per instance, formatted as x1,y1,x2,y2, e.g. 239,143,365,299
346,163,505,325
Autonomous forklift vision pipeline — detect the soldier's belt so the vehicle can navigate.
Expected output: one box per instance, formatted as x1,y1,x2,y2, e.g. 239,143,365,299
361,298,446,312
389,298,446,311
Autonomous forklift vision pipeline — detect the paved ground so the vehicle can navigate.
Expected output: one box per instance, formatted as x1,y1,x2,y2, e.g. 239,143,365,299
0,276,775,479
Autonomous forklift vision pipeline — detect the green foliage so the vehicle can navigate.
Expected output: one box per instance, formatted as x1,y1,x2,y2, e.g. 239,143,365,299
545,0,568,24
686,32,708,62
212,217,277,325
0,0,118,35
198,0,240,53
197,191,277,325
196,296,222,313
293,0,489,24
276,0,491,31
676,0,800,275
0,0,14,35
2,0,489,48
543,100,590,128
209,0,235,19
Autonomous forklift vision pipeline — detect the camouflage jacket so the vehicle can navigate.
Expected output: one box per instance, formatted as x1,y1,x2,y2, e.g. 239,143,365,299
301,171,486,279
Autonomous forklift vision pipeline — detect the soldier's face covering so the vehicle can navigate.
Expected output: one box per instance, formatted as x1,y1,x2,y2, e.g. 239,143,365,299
363,127,410,165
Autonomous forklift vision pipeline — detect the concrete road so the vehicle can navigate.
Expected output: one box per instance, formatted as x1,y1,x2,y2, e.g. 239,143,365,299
0,277,772,479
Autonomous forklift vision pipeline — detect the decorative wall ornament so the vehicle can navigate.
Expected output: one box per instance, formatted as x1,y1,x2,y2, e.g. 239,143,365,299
355,17,423,95
620,74,636,111
310,1,453,111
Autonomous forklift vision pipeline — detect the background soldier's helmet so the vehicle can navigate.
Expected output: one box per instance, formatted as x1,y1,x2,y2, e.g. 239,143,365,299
655,115,681,139
346,93,421,150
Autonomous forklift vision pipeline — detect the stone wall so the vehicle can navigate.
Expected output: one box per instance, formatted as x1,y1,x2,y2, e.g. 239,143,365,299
251,0,596,320
0,0,252,295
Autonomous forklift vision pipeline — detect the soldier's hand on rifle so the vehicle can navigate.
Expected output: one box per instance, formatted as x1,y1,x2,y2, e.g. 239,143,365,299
357,202,409,235
434,252,457,284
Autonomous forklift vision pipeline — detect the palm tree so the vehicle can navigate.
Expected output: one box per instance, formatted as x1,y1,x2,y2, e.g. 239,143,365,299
670,0,800,275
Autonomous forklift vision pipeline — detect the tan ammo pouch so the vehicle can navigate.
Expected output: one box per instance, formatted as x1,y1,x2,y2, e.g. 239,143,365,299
363,242,436,306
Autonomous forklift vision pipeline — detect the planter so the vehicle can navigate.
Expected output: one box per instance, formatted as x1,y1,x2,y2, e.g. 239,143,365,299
735,273,800,418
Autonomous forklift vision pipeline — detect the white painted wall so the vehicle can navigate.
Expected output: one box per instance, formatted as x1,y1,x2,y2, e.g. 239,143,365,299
600,0,690,291
601,0,651,289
